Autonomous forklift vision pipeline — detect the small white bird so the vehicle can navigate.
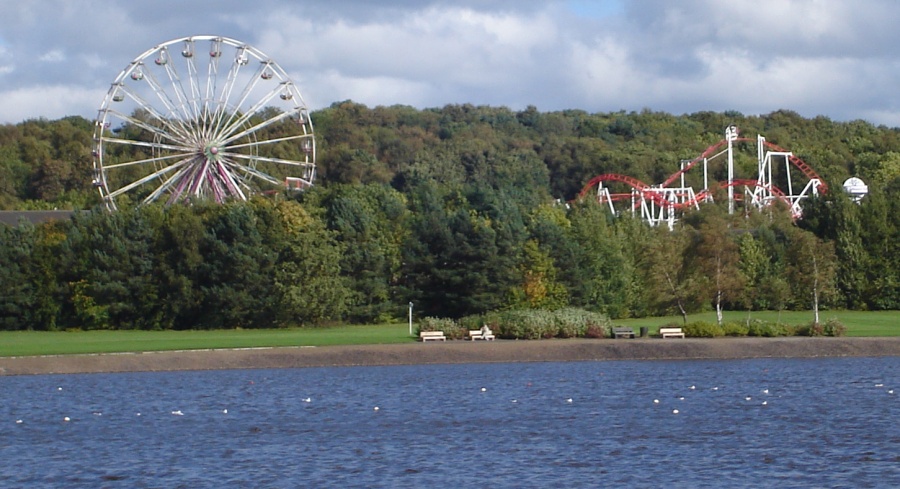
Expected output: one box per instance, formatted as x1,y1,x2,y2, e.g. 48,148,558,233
672,409,679,414
222,409,228,414
373,406,380,411
678,396,685,401
15,419,23,424
566,398,573,403
511,399,518,403
889,390,895,395
876,384,884,387
481,387,487,392
302,397,311,403
745,396,752,401
689,385,696,390
653,399,660,404
171,410,184,416
761,401,768,406
762,389,769,395
63,417,71,422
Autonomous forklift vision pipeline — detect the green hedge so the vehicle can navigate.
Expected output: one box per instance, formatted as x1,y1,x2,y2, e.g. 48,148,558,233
424,308,610,340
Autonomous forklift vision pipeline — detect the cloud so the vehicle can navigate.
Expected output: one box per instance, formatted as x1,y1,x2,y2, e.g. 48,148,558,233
39,50,66,63
3,0,900,125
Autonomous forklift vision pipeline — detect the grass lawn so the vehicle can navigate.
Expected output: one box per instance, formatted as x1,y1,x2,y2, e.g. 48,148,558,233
0,323,414,357
616,310,900,337
1,310,897,357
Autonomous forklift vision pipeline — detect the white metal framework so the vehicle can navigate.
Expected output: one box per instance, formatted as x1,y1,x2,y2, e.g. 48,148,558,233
92,36,316,210
580,126,827,227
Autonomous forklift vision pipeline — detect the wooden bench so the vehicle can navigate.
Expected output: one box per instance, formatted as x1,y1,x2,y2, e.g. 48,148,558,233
659,327,685,339
419,331,446,342
612,327,636,339
468,329,496,341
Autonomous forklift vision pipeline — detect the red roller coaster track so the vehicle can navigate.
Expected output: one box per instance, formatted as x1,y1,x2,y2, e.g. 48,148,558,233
578,135,827,220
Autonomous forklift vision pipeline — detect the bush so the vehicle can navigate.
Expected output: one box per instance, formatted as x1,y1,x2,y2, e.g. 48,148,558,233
824,317,847,337
721,321,749,336
746,320,792,337
553,308,610,338
682,321,725,338
418,308,611,340
416,317,466,340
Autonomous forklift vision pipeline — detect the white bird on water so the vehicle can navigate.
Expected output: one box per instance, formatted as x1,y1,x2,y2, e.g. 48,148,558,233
171,410,184,416
302,397,312,403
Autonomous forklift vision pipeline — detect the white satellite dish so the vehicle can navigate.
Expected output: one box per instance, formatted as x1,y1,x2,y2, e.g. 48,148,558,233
842,177,868,203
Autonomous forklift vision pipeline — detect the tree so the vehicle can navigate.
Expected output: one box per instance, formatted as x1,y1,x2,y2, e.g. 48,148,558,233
785,228,837,324
688,211,744,324
273,205,351,325
638,226,704,324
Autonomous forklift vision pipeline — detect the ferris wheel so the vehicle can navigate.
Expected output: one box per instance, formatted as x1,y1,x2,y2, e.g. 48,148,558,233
92,36,316,210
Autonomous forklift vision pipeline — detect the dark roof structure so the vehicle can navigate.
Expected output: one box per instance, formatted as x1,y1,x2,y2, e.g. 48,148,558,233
0,210,78,226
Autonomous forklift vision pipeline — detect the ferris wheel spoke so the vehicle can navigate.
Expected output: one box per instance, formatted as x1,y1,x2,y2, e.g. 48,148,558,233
221,158,284,187
209,49,254,139
99,151,194,170
211,62,269,138
227,133,312,151
224,151,314,169
103,108,188,146
217,83,285,140
216,161,248,200
141,164,195,204
220,106,295,146
140,64,197,138
153,46,197,122
100,136,192,154
107,159,191,199
117,84,195,142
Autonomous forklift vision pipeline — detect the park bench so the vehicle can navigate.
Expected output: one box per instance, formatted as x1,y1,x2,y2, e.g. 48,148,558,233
468,328,496,341
419,331,447,342
659,327,685,339
612,327,636,339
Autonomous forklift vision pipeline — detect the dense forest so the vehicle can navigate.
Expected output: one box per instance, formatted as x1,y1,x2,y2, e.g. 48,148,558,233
1,103,899,330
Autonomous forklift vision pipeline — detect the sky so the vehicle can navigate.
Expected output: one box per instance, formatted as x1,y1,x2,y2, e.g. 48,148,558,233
3,0,900,126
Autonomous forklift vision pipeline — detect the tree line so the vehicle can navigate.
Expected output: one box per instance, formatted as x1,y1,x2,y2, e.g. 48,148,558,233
0,103,899,330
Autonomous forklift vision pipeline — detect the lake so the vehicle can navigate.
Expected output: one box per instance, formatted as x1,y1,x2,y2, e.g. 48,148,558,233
1,357,898,488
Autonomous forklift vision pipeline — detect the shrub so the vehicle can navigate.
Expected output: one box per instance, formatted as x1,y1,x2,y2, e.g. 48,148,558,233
721,321,749,336
824,317,847,337
553,308,610,338
682,321,725,338
747,320,792,337
419,308,611,341
416,317,466,340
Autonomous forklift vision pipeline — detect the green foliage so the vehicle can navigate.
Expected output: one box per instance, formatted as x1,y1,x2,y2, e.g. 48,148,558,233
416,316,465,339
2,106,900,329
682,321,725,338
721,321,750,336
485,308,609,340
746,320,795,337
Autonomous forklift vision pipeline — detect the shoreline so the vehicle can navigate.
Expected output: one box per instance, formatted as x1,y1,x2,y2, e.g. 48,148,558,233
2,336,900,376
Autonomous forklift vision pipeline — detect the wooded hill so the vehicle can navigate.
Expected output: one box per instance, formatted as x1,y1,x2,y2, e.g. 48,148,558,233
0,103,898,330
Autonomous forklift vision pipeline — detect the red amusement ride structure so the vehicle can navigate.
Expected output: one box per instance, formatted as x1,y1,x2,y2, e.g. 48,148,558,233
578,125,828,227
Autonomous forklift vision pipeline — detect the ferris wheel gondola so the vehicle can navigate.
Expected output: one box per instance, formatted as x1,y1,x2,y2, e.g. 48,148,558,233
92,35,316,210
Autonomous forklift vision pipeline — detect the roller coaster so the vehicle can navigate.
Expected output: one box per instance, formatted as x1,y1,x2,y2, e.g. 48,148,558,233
578,125,828,227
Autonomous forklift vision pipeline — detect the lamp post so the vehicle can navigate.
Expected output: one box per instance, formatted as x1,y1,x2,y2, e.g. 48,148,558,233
408,302,414,336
